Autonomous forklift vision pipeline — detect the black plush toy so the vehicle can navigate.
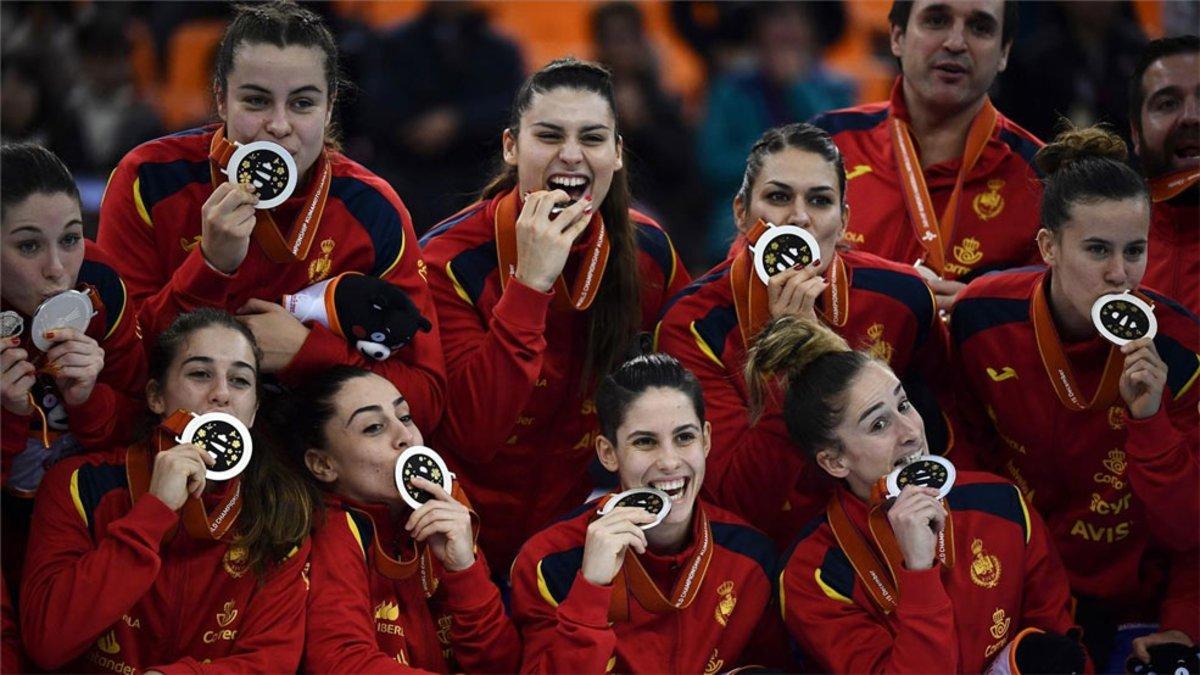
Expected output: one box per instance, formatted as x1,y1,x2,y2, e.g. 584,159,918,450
283,272,431,360
1127,643,1200,675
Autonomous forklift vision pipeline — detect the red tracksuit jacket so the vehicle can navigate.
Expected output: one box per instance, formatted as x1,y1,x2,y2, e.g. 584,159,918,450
302,495,519,673
949,268,1200,635
20,447,310,673
419,191,690,569
1144,196,1199,315
1,241,146,496
655,247,948,548
96,126,445,431
510,498,786,673
781,473,1077,673
811,80,1044,280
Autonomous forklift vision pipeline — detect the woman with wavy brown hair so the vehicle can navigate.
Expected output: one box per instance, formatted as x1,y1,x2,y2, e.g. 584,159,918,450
419,58,690,571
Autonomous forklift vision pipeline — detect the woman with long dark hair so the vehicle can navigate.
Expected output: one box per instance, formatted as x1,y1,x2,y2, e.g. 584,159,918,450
285,366,519,672
21,309,313,672
420,58,690,570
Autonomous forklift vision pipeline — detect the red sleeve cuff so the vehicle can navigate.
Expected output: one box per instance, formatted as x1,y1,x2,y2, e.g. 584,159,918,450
173,247,236,307
278,322,343,383
493,278,553,333
896,564,951,613
125,493,181,542
440,557,497,609
1124,408,1180,460
558,571,614,627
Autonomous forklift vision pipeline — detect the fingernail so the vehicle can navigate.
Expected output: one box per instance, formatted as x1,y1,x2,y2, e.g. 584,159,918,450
584,206,594,214
44,331,55,340
9,337,19,345
585,194,593,202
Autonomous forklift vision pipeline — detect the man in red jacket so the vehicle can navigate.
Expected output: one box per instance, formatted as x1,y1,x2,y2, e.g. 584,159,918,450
1130,35,1200,314
812,0,1042,310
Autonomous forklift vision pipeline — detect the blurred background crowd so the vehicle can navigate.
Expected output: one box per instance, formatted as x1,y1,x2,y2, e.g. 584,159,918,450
3,0,1198,273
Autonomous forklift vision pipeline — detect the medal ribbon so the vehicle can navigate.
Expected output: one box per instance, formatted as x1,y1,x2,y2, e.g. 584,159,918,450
826,488,954,615
208,127,331,263
1030,276,1125,412
493,189,610,311
1149,168,1200,203
730,220,849,347
597,494,714,623
126,409,243,541
367,482,480,598
889,99,998,276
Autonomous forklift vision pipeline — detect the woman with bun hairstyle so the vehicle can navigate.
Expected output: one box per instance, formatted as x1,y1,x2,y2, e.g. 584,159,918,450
419,58,690,571
510,353,788,672
97,1,444,432
948,125,1199,668
21,308,313,673
757,316,1081,673
286,366,519,673
655,122,949,548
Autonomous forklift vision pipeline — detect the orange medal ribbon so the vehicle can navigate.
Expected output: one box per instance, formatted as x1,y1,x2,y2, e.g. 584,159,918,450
208,127,331,263
126,409,243,541
364,483,480,598
599,494,714,623
1149,168,1200,203
493,189,610,311
826,488,954,615
730,220,849,347
1030,277,1125,412
890,99,998,276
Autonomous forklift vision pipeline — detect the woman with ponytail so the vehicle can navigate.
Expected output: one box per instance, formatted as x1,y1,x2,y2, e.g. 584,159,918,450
21,309,313,672
757,316,1080,673
655,122,949,549
948,124,1199,668
419,58,690,571
285,367,519,673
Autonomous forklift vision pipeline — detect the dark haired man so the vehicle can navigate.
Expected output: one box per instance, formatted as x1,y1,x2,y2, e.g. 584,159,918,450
813,0,1041,309
1130,35,1199,314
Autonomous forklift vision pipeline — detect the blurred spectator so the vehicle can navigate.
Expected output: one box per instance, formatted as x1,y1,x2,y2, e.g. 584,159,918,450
696,1,854,265
996,1,1147,143
359,1,523,233
66,11,165,176
591,2,705,271
0,52,85,171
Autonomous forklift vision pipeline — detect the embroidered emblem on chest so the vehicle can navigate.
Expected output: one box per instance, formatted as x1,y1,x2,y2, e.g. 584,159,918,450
715,580,737,627
969,538,1002,588
308,238,336,283
973,179,1006,221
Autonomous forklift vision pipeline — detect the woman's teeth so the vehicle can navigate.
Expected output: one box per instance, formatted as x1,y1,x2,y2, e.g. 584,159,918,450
893,451,925,468
650,478,688,500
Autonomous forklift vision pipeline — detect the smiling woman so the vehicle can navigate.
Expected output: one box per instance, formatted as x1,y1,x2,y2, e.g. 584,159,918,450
509,353,788,672
419,58,690,572
96,1,445,433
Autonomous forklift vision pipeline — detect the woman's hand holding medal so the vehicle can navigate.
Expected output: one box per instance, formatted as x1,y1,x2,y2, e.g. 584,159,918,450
148,443,215,510
886,485,946,571
581,506,654,586
767,263,826,321
1118,337,1168,420
404,476,476,573
40,327,104,406
199,182,259,274
0,337,35,415
514,190,593,292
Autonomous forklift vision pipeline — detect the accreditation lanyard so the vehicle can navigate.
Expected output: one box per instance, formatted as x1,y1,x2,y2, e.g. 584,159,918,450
493,189,610,311
126,409,243,542
1149,168,1200,203
890,99,998,276
360,483,479,599
208,127,331,263
1030,276,1125,412
597,494,714,623
729,220,849,347
825,488,954,614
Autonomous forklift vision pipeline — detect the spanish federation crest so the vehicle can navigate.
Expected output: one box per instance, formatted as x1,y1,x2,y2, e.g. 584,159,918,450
972,179,1005,221
970,538,1001,588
